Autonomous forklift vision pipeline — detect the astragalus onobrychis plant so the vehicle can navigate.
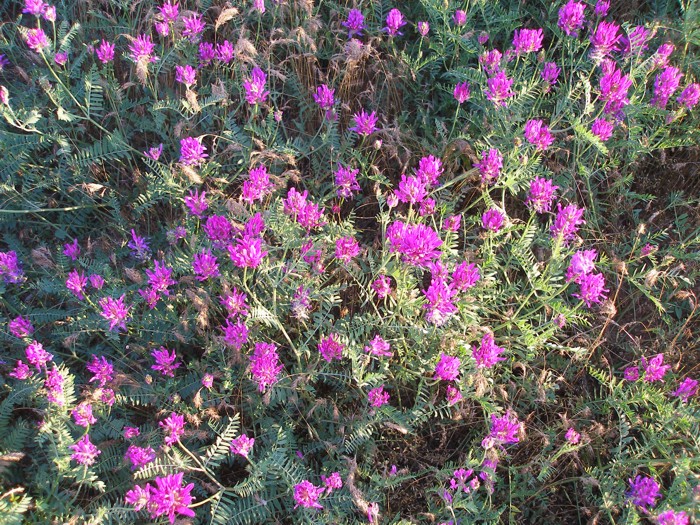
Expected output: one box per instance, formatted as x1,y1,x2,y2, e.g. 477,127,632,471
1,0,700,523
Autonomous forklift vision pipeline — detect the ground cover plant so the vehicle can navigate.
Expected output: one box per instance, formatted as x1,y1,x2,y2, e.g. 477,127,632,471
1,0,700,523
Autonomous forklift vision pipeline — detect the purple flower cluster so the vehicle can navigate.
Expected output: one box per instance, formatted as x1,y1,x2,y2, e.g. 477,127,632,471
651,66,683,108
627,475,661,509
230,434,255,458
151,346,181,377
482,411,521,449
434,353,461,381
294,480,324,509
0,251,24,283
524,119,554,151
423,276,458,326
551,202,585,243
243,67,269,105
343,9,365,37
482,207,505,232
368,385,390,407
512,28,543,55
318,333,344,362
384,8,406,37
70,434,101,466
386,221,442,267
567,249,608,308
125,472,195,524
334,163,361,198
313,84,336,119
472,333,506,369
179,137,208,166
476,148,503,185
283,188,327,231
350,109,378,136
526,177,559,213
590,21,621,58
242,164,274,204
159,412,185,446
558,0,586,36
250,342,283,392
485,71,515,107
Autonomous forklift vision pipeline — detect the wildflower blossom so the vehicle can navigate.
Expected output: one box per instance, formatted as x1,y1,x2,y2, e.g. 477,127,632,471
124,426,140,439
526,177,558,213
199,42,215,64
343,9,365,37
9,316,34,338
44,367,65,405
253,0,265,13
394,174,427,205
335,236,361,263
551,202,585,243
145,143,163,161
294,480,324,509
594,0,610,16
95,40,115,63
70,434,101,466
453,82,470,103
524,119,554,150
573,272,608,307
656,510,689,525
651,66,683,108
624,366,640,381
417,21,429,37
485,71,515,107
175,64,197,88
386,221,442,267
149,472,196,523
125,445,156,470
99,295,130,332
475,148,503,185
160,412,185,446
372,275,392,299
25,28,50,52
151,347,181,378
129,34,157,63
350,109,378,136
313,84,335,119
590,21,620,57
0,251,24,283
145,260,176,296
222,319,248,350
627,475,661,509
482,207,505,232
291,286,312,320
565,427,581,444
139,287,159,309
472,333,506,368
87,355,114,386
480,49,503,75
228,236,268,268
54,51,68,66
201,374,214,389
677,83,700,109
566,249,598,283
642,354,671,382
0,86,8,106
321,472,342,492
128,229,151,261
243,67,269,105
23,0,47,16
26,341,53,369
159,0,179,22
364,335,392,357
541,62,560,88
453,9,467,26
250,342,283,392
482,411,520,449
653,43,675,69
204,215,232,245
443,215,461,232
71,402,97,427
242,164,274,204
452,262,480,292
334,164,361,198
318,334,344,362
42,4,55,21
193,249,219,281
446,385,463,405
184,189,208,217
179,137,208,166
384,8,406,37
415,155,443,186
9,361,31,380
591,118,614,141
558,0,586,36
220,288,248,318
620,26,650,56
423,277,458,326
230,434,255,458
368,386,390,407
512,28,543,54
182,13,205,41
124,484,151,512
215,40,235,63
672,377,698,403
435,353,461,381
63,238,80,260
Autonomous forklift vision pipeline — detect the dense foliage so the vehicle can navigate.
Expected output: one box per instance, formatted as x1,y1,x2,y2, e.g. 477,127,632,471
1,0,699,523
